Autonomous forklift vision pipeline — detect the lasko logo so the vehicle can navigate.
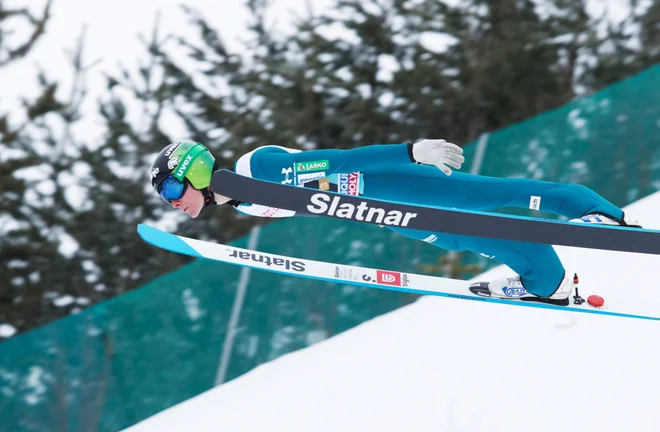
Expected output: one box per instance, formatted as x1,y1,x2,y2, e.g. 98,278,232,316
297,160,329,172
338,173,360,195
306,194,418,227
228,249,305,272
377,270,401,286
176,155,193,177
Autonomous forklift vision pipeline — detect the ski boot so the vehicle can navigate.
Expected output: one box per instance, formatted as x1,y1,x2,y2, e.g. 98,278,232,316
470,272,573,306
570,211,642,228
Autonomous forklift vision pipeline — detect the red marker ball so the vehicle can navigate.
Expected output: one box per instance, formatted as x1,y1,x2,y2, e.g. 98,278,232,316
587,295,604,307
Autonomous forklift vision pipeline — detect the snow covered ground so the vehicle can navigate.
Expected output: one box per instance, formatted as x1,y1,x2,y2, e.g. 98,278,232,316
123,193,660,431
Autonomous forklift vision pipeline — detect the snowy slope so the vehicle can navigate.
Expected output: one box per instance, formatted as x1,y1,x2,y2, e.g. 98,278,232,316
123,193,660,432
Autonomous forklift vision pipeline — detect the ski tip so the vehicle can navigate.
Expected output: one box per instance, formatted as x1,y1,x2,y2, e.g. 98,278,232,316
136,223,203,258
137,223,153,240
137,223,164,244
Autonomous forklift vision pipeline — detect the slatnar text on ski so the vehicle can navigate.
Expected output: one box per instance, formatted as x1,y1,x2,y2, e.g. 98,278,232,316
306,193,418,227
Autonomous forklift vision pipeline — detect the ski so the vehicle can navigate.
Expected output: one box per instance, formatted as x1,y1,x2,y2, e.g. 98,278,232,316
210,169,660,256
137,224,660,322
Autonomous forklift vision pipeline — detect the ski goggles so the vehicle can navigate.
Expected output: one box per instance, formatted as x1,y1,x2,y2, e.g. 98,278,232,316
158,175,188,204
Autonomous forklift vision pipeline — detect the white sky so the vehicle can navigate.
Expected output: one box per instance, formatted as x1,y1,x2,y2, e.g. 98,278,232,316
0,0,645,136
0,0,334,134
125,192,660,432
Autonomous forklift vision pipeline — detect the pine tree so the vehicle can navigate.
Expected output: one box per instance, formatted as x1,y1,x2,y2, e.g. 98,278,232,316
0,0,80,334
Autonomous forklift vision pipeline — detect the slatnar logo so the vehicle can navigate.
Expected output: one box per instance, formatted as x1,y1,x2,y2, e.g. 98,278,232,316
228,249,305,272
306,193,417,227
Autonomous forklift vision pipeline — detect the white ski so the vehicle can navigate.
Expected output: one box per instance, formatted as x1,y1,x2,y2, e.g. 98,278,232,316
137,224,660,322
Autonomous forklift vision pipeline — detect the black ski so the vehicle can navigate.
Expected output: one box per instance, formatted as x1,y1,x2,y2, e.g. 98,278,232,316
211,169,660,256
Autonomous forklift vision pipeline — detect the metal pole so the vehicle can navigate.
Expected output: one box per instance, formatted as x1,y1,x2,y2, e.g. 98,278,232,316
214,225,261,386
470,133,490,175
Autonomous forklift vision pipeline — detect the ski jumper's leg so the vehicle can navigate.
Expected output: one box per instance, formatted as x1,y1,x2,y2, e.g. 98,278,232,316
362,164,623,220
386,227,564,297
362,165,610,297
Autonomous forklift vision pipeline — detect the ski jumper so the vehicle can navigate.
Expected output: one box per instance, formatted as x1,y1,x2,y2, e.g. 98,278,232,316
229,143,623,297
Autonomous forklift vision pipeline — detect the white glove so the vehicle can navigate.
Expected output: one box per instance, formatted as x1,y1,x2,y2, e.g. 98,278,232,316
411,138,465,176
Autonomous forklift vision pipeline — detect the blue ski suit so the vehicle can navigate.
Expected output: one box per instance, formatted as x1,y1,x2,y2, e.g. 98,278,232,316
230,142,624,297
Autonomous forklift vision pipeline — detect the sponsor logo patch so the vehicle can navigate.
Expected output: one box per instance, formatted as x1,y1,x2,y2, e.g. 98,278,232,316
297,171,326,185
334,266,361,281
297,160,329,172
164,142,181,157
306,193,418,227
503,287,527,297
529,196,541,211
422,234,437,243
338,173,360,195
260,207,281,217
377,270,401,286
228,249,305,272
319,178,330,191
175,155,193,178
281,167,293,184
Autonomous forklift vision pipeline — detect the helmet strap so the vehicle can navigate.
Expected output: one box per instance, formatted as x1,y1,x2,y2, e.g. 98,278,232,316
201,160,225,209
202,187,216,208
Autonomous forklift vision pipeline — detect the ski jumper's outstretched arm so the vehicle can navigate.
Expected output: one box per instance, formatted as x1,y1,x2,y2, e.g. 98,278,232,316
229,142,422,218
239,143,415,181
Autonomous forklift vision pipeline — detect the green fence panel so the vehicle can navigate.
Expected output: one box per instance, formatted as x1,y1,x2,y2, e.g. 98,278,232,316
1,218,482,432
478,65,660,217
